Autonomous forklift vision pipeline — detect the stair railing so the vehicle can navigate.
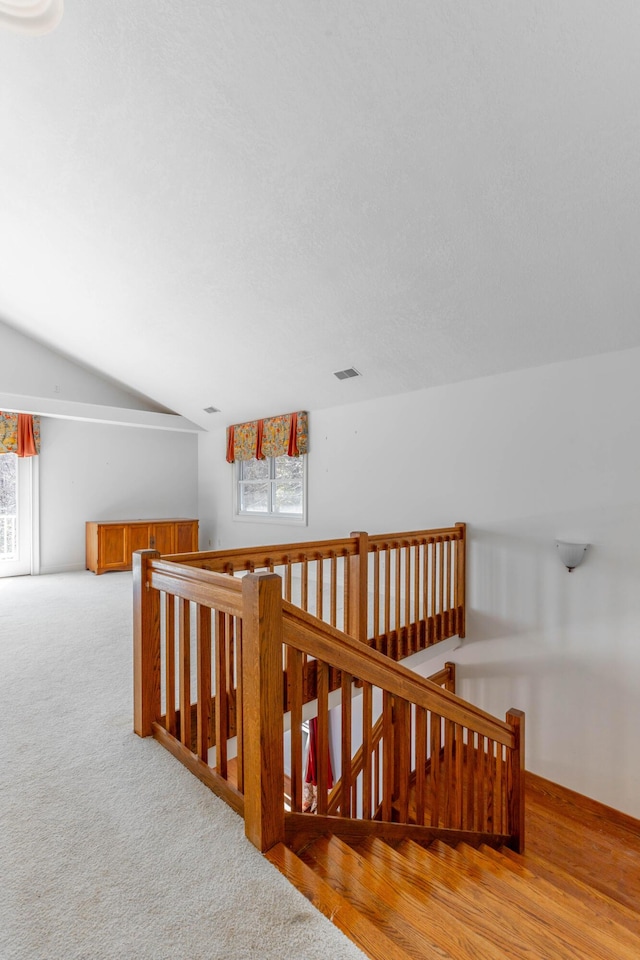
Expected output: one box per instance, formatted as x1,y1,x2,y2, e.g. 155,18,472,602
275,580,524,855
163,523,467,659
133,536,525,857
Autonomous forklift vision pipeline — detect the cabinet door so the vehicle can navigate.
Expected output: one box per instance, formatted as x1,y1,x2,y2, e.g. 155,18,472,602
129,524,152,555
151,523,175,555
100,525,129,570
176,520,198,553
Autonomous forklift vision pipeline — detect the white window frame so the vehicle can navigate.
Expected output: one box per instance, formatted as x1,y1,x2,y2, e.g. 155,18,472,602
233,455,308,526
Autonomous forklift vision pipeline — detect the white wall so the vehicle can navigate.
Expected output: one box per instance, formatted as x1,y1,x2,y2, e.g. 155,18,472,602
0,318,169,411
38,417,198,573
198,346,640,819
1,323,199,574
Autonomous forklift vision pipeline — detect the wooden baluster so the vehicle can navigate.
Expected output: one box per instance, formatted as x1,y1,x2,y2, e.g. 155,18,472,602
404,543,411,652
301,558,308,611
394,546,401,656
178,597,191,749
214,611,229,776
196,605,212,763
415,705,426,825
316,556,323,622
316,661,330,816
235,619,244,793
226,615,236,743
438,538,445,642
164,593,176,736
287,645,303,812
444,537,451,636
395,697,411,823
373,548,380,646
443,717,455,828
362,681,373,819
340,671,353,817
382,691,394,821
486,738,496,832
454,722,464,830
474,734,487,830
495,742,504,834
465,729,475,831
330,553,337,627
413,541,420,649
341,554,348,634
284,561,292,602
373,740,381,813
422,540,430,632
455,522,466,638
242,572,285,853
430,538,437,644
429,710,441,828
384,548,391,655
133,549,161,738
506,708,525,853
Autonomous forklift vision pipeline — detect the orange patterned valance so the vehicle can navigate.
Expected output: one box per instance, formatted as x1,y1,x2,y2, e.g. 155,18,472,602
226,411,308,463
0,412,41,457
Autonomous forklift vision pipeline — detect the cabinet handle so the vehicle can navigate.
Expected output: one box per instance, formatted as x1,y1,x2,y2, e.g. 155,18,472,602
150,536,156,549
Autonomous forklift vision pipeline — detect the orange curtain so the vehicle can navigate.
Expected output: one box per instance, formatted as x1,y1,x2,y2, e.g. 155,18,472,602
17,414,38,457
226,410,308,463
0,412,41,457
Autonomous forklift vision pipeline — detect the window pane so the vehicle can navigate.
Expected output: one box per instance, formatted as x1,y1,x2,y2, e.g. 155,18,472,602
239,482,269,513
0,454,17,558
0,454,17,515
240,458,270,481
274,479,303,514
275,455,303,479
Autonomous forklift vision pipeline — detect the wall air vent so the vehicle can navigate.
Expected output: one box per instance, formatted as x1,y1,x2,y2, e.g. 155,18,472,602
333,367,361,380
203,406,221,414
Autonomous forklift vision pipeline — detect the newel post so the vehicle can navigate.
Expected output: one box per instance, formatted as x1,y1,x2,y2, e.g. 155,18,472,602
347,531,369,643
506,708,525,853
455,522,466,639
242,572,285,853
133,549,161,737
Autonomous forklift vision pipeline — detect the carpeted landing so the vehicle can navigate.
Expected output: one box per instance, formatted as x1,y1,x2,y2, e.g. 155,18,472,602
0,570,366,960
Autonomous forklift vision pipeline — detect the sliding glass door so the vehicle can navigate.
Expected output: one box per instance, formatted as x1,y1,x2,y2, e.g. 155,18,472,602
0,454,34,577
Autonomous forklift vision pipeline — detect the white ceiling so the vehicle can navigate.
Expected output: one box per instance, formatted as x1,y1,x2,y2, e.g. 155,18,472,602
2,2,640,429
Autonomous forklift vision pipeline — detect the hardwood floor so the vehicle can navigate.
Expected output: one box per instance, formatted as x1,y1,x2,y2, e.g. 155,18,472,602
267,771,640,959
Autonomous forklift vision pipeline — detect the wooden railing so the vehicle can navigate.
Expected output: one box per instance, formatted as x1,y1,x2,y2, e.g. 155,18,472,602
164,523,466,659
279,592,523,854
133,523,525,857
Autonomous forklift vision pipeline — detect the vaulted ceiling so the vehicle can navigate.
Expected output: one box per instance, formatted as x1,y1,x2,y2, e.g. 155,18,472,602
2,3,640,429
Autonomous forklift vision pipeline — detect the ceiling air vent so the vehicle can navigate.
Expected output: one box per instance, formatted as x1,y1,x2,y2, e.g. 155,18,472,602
333,367,361,381
203,406,221,414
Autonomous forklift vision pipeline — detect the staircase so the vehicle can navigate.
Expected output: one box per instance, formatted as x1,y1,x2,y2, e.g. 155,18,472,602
268,772,640,960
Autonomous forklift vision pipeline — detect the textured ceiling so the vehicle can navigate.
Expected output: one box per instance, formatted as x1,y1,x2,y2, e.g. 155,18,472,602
1,2,640,428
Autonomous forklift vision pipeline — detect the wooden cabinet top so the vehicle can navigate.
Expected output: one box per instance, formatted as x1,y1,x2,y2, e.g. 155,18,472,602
86,518,198,526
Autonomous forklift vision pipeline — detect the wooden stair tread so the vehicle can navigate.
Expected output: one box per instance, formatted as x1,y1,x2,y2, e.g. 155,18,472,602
360,835,575,960
399,837,628,960
303,834,504,960
498,845,640,937
451,841,640,959
265,843,412,960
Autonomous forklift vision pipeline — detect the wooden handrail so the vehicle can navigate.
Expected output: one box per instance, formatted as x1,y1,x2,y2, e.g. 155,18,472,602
163,537,359,570
282,600,513,746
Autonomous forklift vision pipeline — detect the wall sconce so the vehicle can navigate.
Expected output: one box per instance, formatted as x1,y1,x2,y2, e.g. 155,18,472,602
556,541,589,573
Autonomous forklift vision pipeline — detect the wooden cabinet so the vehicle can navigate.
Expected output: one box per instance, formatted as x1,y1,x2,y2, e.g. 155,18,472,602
86,518,199,575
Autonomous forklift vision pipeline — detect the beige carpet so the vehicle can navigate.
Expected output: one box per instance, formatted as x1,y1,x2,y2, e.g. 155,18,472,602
0,570,366,960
